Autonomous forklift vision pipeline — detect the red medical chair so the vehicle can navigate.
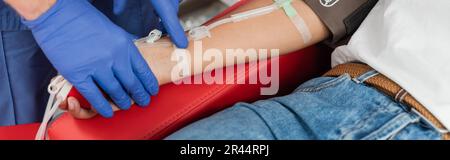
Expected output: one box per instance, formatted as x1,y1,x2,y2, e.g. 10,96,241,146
0,0,331,140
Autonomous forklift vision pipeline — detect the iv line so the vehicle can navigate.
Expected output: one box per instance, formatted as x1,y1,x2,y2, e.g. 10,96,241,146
138,0,312,47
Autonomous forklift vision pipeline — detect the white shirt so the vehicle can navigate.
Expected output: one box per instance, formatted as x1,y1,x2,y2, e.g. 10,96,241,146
331,0,450,129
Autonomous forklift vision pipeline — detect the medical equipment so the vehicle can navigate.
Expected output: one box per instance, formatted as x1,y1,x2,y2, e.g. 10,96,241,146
137,0,312,47
35,76,73,140
29,44,328,140
135,30,173,48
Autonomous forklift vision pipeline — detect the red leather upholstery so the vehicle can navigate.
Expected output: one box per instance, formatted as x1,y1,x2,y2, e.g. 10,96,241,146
48,46,331,140
0,0,332,140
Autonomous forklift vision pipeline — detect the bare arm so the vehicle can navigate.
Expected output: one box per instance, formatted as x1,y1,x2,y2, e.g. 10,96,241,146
141,0,329,85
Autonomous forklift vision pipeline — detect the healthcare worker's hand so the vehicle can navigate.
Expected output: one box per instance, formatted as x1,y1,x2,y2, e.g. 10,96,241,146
151,0,189,48
23,0,159,118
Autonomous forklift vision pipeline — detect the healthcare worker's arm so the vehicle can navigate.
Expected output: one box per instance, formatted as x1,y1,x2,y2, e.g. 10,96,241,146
4,0,187,118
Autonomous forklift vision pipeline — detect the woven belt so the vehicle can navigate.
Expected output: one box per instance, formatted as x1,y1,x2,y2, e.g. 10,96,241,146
324,63,449,140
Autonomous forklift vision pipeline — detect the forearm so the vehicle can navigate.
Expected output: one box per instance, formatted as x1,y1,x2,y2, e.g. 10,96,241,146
4,0,56,20
139,0,329,85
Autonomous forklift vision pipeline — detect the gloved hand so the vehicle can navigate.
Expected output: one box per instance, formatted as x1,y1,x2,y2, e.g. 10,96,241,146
23,0,159,118
150,0,189,48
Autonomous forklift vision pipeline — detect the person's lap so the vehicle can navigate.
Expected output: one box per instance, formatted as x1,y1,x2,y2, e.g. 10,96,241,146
167,74,442,140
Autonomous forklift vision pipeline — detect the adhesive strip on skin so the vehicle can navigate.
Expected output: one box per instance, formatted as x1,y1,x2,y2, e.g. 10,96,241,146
135,38,173,48
275,0,312,43
289,13,312,43
135,29,173,48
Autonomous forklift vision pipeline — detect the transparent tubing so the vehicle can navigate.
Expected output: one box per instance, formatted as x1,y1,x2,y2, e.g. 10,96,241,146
138,0,311,47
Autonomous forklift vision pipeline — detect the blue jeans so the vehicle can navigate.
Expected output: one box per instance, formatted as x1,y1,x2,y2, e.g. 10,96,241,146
167,71,442,140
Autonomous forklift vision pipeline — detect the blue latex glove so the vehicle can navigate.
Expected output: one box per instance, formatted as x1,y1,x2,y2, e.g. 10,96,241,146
23,0,159,118
151,0,189,48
